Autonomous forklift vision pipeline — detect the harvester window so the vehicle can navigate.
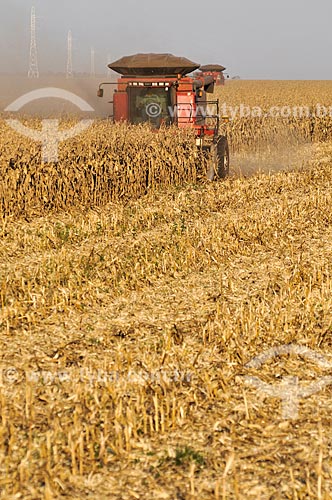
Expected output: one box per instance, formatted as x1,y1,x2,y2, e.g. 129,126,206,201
128,87,172,128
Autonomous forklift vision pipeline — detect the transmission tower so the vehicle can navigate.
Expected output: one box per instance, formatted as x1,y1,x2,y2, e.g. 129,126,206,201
28,6,39,78
107,54,112,76
90,48,95,77
66,30,73,78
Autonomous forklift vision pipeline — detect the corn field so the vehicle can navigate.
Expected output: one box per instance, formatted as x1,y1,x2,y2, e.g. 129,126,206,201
2,81,332,219
217,80,332,151
0,121,200,218
1,81,332,499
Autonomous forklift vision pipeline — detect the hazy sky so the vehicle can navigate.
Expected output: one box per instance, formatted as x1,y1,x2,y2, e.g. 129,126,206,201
1,0,332,79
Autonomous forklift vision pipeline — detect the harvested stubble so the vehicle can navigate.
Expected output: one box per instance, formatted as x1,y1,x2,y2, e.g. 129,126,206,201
1,138,332,498
0,120,200,218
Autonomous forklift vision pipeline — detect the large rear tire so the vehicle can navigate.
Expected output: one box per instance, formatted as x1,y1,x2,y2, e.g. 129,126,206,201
207,136,230,180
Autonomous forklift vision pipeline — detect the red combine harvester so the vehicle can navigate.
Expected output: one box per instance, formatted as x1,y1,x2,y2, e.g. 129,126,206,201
196,64,226,86
97,53,229,179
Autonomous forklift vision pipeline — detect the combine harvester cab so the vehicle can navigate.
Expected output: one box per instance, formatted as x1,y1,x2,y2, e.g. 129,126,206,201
97,53,229,179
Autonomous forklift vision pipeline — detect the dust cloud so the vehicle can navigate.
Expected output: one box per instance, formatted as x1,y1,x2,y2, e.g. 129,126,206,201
0,75,114,118
231,143,314,177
